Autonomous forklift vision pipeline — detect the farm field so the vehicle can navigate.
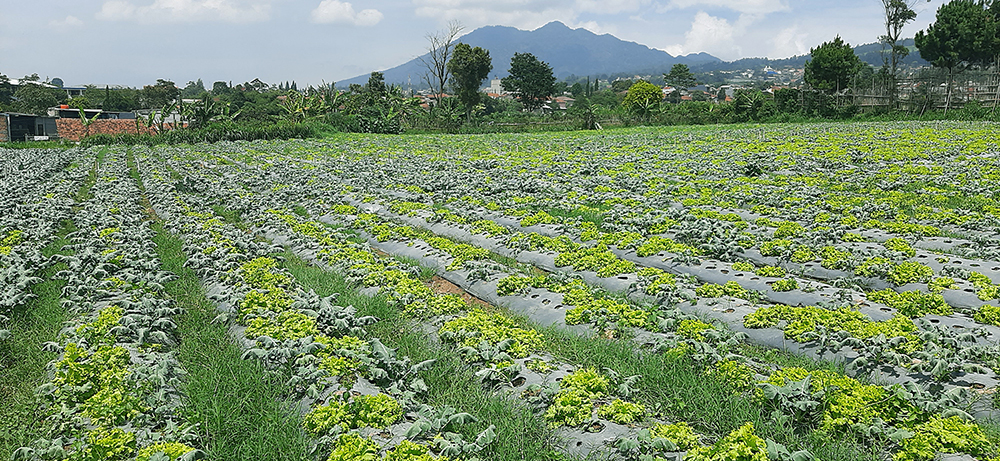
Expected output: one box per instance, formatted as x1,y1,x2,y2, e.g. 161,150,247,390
4,121,1000,461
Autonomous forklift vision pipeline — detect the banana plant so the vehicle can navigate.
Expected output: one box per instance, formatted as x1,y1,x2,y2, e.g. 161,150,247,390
279,90,328,122
78,108,101,139
183,97,218,129
158,102,175,132
212,103,241,124
135,109,158,135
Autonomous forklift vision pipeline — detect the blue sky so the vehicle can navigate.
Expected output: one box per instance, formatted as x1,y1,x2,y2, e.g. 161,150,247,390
0,0,948,88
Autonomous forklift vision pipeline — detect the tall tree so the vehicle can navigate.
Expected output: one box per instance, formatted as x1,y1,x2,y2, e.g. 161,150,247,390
419,20,464,110
12,83,64,115
663,64,697,89
611,79,634,93
915,0,993,113
212,81,231,96
880,0,919,109
181,79,205,98
447,43,492,122
101,86,137,111
804,36,865,93
501,53,556,112
0,74,12,108
985,0,1000,111
139,79,179,109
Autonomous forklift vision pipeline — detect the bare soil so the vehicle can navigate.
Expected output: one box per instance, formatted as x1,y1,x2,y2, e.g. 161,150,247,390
427,275,491,309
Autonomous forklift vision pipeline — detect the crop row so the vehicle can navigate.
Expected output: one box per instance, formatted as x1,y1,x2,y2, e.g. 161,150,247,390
13,149,200,461
134,146,502,461
0,147,86,340
144,135,1000,461
148,145,822,459
194,138,1000,396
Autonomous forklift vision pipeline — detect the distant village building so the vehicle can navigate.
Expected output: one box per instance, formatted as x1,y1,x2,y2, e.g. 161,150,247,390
0,112,58,142
482,78,505,97
550,96,574,110
7,78,87,99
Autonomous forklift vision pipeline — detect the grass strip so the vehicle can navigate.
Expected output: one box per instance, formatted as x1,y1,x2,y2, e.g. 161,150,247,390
1,149,102,456
151,221,311,461
74,147,106,203
281,250,566,461
0,220,75,456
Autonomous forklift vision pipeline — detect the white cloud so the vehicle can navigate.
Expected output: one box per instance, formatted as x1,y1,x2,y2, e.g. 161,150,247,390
96,0,271,23
663,11,753,59
769,25,808,58
311,0,383,26
96,1,137,21
575,0,648,14
49,15,84,28
411,0,648,32
571,20,615,35
664,0,787,15
412,0,579,31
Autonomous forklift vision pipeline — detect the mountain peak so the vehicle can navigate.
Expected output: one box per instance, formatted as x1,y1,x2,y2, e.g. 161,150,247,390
341,23,720,86
536,21,570,30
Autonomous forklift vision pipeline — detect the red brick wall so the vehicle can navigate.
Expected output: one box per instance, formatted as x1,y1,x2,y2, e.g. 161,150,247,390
0,115,8,143
56,118,185,142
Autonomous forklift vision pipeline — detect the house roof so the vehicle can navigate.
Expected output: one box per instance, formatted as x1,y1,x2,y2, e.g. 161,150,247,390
7,79,57,88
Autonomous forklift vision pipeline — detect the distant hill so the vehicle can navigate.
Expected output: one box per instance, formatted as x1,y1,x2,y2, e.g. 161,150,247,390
693,39,929,72
341,21,721,87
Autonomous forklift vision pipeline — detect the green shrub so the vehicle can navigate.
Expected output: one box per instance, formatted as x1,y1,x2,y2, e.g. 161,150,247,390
841,233,866,242
928,277,958,293
867,289,951,318
136,442,196,461
303,393,403,434
744,305,920,353
80,121,316,147
326,433,379,461
974,305,1000,327
598,399,646,424
685,422,767,461
894,416,993,461
732,261,756,272
711,360,757,392
676,319,714,340
245,310,320,340
771,278,798,292
883,238,916,257
649,421,701,450
754,265,786,277
77,427,137,461
696,281,756,301
439,309,543,358
544,387,594,427
887,261,934,285
384,441,436,461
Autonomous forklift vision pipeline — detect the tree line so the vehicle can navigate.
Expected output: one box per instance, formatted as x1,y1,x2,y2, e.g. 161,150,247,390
8,0,1000,138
